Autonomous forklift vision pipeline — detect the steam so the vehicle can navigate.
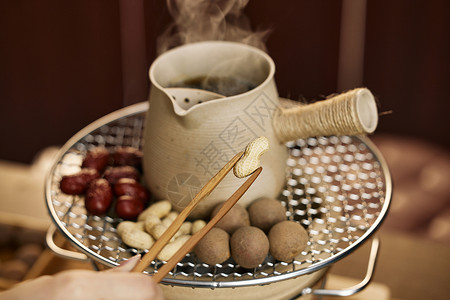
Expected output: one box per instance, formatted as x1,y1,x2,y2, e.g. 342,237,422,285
157,0,270,55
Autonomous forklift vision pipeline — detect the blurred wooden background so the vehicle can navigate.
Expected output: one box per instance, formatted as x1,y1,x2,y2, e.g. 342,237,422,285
0,0,449,163
0,2,449,299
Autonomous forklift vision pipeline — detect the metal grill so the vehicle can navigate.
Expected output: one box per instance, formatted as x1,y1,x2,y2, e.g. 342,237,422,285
45,102,391,288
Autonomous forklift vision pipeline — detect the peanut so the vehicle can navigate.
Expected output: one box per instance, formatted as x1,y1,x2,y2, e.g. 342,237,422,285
138,200,172,221
162,211,179,227
233,136,269,178
135,221,145,232
148,217,191,241
143,214,161,233
120,228,154,250
149,223,168,240
174,222,192,239
191,220,206,234
116,221,144,236
157,235,191,261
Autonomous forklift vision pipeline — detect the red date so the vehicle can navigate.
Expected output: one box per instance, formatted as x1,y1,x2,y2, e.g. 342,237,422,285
115,195,144,220
82,147,110,172
113,146,143,168
59,145,146,219
85,178,113,215
60,169,100,195
103,166,139,185
114,178,150,204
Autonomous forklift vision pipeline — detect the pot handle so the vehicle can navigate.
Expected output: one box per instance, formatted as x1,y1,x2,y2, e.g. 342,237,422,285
273,88,378,143
301,236,380,298
46,224,89,262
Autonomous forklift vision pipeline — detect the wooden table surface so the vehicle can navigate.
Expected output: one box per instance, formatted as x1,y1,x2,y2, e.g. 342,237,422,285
328,227,450,300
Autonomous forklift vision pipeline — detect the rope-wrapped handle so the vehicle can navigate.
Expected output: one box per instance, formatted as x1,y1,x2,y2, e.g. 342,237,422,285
273,88,378,143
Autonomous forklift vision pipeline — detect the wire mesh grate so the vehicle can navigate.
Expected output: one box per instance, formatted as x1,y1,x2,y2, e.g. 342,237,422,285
46,104,391,288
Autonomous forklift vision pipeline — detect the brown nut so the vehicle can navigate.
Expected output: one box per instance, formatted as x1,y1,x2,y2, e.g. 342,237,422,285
60,168,100,195
82,147,110,172
248,197,286,233
211,202,250,234
230,226,269,269
194,227,230,265
85,178,113,215
113,146,143,168
268,221,308,262
115,195,145,220
104,166,140,185
114,178,150,204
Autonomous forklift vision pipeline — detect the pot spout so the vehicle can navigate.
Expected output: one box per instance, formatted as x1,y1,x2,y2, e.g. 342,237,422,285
164,87,225,117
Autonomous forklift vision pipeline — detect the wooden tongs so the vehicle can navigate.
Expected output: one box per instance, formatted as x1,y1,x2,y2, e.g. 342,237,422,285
132,151,263,282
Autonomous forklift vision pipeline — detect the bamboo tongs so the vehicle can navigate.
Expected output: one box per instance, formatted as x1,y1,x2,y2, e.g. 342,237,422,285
132,151,263,282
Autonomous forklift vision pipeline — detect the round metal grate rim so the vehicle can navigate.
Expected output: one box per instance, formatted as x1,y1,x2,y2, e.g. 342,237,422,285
45,102,392,288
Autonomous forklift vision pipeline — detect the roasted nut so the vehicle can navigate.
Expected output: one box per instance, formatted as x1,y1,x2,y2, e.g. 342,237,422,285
120,228,154,250
161,211,179,227
115,195,145,220
211,202,250,234
149,223,168,240
248,197,286,233
104,166,140,185
85,178,113,215
157,235,191,261
82,147,110,172
194,227,230,265
268,221,308,262
135,221,145,232
233,136,269,178
230,226,269,269
138,200,172,221
60,168,100,195
113,146,143,168
143,214,162,233
174,222,192,239
117,221,143,236
114,178,150,204
191,220,206,234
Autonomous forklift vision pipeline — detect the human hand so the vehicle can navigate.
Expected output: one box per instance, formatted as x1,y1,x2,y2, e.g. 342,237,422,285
0,255,164,300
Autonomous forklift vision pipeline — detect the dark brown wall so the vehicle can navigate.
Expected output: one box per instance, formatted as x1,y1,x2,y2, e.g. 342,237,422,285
0,0,448,164
0,0,124,163
364,0,450,147
245,1,342,100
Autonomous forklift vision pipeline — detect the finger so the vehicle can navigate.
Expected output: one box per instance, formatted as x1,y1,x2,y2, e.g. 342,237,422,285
110,254,141,272
100,273,163,300
52,270,164,300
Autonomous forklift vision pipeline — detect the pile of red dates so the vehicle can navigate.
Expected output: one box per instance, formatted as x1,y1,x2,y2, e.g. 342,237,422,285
59,146,149,220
